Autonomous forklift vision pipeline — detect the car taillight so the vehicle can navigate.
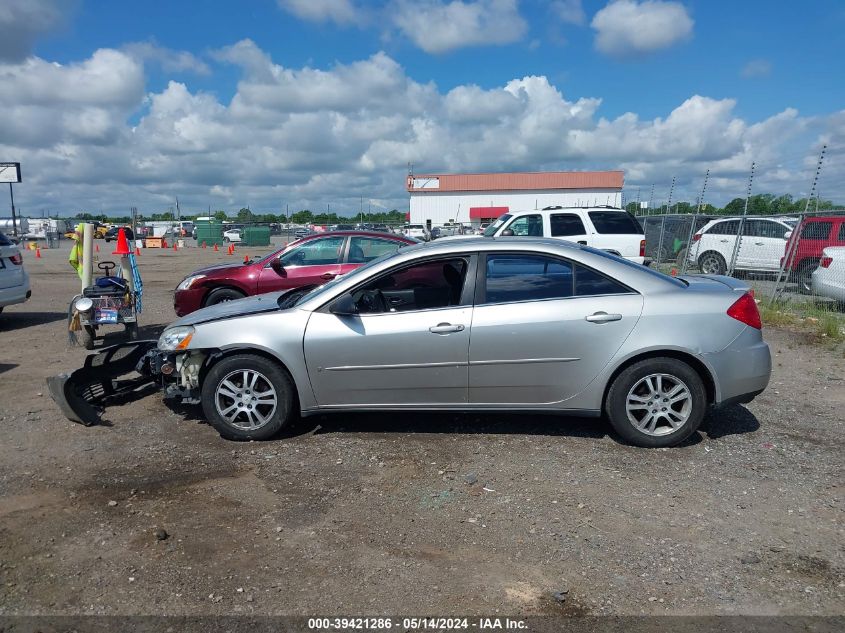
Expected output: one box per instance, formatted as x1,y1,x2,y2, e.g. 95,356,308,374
727,292,761,329
9,253,23,265
820,256,833,268
692,233,702,242
639,239,645,257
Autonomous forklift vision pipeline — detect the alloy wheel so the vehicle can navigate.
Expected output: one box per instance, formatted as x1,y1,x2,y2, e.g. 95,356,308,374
214,369,278,430
625,373,692,436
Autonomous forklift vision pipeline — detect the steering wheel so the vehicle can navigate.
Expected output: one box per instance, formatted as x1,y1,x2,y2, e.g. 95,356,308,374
357,289,386,314
98,261,117,276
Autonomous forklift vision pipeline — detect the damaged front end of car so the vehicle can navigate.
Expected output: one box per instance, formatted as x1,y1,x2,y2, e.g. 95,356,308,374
47,328,210,426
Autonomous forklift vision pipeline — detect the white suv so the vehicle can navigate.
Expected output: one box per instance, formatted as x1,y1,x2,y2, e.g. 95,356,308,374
402,224,430,241
482,206,646,264
687,217,797,275
0,232,31,313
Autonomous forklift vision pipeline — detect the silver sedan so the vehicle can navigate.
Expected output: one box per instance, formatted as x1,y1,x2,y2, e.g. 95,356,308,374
150,237,771,448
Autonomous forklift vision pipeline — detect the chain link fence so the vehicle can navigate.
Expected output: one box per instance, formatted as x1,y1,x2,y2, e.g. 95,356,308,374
638,210,845,339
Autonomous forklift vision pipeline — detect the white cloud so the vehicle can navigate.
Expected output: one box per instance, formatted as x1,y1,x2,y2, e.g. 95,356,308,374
741,59,772,79
1,41,842,216
551,0,586,26
390,0,527,54
0,0,65,61
591,0,693,57
124,42,211,75
277,0,360,26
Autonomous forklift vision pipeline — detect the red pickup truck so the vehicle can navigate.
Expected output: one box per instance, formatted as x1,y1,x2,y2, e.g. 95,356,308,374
782,215,845,293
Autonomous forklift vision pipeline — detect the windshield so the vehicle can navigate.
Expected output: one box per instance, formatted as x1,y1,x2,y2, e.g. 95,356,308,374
483,214,511,236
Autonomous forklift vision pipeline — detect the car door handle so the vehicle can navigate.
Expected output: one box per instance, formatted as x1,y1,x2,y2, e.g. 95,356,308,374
585,312,622,323
429,323,465,334
577,240,587,245
320,273,337,280
754,242,764,246
720,239,729,243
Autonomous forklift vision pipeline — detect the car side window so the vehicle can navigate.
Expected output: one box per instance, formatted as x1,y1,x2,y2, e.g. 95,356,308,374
484,254,573,304
801,221,832,240
352,258,469,314
709,220,738,236
575,265,630,296
279,236,345,266
506,214,543,237
838,223,845,241
550,213,586,237
347,237,402,263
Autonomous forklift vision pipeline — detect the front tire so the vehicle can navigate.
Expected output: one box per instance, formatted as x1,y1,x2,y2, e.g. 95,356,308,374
204,287,246,307
201,354,295,440
605,357,707,448
698,251,726,276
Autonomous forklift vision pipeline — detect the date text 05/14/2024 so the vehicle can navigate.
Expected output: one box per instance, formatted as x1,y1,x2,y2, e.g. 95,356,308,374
307,617,527,630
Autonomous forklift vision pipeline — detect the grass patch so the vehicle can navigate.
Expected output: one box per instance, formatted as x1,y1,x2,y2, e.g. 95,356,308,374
760,299,845,344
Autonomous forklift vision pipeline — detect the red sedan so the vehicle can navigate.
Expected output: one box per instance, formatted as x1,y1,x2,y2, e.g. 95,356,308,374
174,231,417,316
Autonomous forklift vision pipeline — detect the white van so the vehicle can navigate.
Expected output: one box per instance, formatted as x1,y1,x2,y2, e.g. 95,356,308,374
482,206,646,264
0,232,31,312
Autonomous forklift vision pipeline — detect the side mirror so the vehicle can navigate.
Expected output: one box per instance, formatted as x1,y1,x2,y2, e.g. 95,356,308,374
270,257,287,277
330,293,358,316
783,230,793,240
501,229,514,237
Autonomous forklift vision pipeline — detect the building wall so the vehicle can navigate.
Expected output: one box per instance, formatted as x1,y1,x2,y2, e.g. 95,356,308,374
409,188,623,226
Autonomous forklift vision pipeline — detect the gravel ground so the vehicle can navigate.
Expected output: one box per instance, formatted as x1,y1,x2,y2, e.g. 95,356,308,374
0,243,843,617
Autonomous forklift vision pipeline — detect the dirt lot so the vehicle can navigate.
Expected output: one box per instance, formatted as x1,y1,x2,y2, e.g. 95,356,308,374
0,242,843,617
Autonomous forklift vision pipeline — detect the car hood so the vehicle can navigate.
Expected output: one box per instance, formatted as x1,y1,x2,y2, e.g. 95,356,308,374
170,290,288,326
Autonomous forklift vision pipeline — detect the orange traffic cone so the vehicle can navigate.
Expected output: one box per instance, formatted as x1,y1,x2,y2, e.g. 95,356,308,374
213,243,219,252
135,246,141,256
243,254,249,264
173,242,178,251
670,267,678,277
35,247,41,259
112,228,132,255
228,245,233,255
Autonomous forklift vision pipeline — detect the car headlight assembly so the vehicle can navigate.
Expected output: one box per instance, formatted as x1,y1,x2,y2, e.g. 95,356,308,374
158,326,195,351
176,274,206,291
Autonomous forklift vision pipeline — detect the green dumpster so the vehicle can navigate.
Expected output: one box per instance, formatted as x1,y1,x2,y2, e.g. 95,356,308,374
195,221,225,246
242,226,271,246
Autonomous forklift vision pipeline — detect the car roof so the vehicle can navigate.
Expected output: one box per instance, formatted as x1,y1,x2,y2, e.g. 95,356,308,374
297,230,413,242
507,206,626,215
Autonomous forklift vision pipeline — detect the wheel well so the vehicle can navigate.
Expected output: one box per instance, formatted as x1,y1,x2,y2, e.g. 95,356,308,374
201,285,247,307
602,350,716,411
200,347,300,409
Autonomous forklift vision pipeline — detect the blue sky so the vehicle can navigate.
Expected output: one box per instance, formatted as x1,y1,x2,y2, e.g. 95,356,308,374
2,0,844,214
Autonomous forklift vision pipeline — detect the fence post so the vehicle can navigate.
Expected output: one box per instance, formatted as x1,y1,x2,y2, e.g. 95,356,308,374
679,213,697,275
655,215,667,267
728,163,756,277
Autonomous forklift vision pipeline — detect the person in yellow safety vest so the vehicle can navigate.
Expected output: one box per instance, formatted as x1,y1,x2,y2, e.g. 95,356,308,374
68,223,85,279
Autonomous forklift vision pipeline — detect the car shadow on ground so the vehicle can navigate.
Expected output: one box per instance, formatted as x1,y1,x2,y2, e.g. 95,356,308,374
700,404,761,439
163,403,760,447
0,362,18,374
0,311,66,332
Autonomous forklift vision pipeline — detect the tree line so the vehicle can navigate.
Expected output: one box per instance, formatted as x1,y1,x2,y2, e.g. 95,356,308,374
70,193,843,224
625,193,842,216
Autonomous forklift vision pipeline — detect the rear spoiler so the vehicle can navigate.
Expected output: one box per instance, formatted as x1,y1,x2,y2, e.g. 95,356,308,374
679,274,751,293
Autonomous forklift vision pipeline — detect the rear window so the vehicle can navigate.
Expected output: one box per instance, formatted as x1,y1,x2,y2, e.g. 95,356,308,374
0,232,12,246
801,221,832,240
588,211,643,235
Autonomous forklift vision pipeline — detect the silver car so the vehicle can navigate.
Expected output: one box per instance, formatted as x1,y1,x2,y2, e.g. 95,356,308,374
51,237,771,448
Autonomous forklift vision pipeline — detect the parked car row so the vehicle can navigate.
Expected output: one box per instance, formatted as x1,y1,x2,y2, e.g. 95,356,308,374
685,214,845,298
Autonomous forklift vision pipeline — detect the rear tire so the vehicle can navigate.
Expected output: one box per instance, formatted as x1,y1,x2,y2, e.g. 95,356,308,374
797,261,817,295
698,251,726,276
675,247,688,267
201,354,295,440
605,357,707,448
204,287,246,307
